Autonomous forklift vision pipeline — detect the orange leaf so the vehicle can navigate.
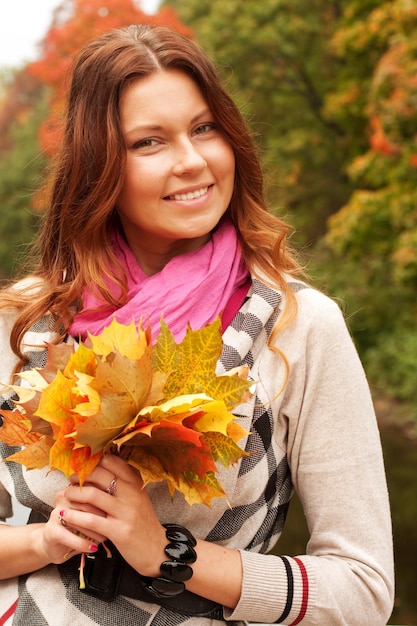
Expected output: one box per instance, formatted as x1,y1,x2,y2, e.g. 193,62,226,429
68,447,102,485
4,436,54,471
0,409,41,446
117,420,217,483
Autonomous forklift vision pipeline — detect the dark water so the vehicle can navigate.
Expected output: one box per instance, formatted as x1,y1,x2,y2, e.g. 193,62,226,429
272,423,417,625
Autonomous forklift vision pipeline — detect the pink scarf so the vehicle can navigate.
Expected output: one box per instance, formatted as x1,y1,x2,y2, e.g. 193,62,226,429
70,218,249,342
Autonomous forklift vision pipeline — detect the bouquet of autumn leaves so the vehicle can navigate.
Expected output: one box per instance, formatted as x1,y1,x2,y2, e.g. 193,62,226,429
0,318,252,507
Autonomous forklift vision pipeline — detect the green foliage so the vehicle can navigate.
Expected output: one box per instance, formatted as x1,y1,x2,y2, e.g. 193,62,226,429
366,326,417,407
310,243,417,411
0,94,48,277
326,2,417,275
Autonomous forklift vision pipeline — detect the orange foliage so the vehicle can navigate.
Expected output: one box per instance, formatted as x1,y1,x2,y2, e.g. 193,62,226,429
27,0,192,155
369,116,397,156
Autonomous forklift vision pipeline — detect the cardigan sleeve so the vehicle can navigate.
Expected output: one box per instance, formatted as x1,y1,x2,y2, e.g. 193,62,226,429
0,309,21,521
0,308,19,390
226,288,394,625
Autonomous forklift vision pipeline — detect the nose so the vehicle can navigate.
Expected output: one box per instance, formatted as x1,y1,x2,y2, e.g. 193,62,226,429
172,138,207,176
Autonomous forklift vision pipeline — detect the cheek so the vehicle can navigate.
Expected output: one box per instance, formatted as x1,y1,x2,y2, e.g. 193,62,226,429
119,167,162,208
218,144,235,180
124,161,167,194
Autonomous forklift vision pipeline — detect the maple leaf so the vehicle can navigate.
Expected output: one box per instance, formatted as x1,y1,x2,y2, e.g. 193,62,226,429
175,471,226,506
154,318,252,409
70,327,154,454
87,318,151,362
42,342,77,382
17,369,49,392
35,369,81,429
63,342,98,380
121,425,224,506
112,392,250,506
6,385,51,436
116,419,215,479
5,436,55,471
0,409,41,447
202,431,250,468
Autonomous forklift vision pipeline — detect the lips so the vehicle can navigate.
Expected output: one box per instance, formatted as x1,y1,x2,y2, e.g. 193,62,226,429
165,186,209,201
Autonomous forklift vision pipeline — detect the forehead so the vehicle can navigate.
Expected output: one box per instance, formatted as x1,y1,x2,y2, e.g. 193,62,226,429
119,70,209,128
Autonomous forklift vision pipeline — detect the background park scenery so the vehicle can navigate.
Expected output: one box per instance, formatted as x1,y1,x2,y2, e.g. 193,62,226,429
0,1,416,623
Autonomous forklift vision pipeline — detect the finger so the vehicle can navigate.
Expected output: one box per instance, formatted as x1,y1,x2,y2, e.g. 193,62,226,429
46,510,101,564
65,483,113,509
58,508,108,544
100,453,143,486
70,465,122,496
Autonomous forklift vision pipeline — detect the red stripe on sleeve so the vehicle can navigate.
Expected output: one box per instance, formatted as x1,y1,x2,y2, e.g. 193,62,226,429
288,557,309,625
0,599,18,626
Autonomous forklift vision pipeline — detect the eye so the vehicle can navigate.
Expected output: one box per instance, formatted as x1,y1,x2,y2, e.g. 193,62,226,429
131,138,160,150
193,122,217,135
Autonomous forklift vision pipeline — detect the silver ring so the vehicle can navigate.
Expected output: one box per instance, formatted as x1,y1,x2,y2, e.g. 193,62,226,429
105,476,117,496
58,514,67,527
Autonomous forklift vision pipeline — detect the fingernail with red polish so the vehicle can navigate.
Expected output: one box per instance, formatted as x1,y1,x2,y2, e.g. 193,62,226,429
88,544,98,552
59,510,65,517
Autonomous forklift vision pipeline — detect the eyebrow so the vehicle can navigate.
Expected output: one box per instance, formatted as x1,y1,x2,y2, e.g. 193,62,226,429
124,108,212,137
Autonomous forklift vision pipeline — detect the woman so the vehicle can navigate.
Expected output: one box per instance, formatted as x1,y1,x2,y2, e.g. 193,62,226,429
0,25,394,625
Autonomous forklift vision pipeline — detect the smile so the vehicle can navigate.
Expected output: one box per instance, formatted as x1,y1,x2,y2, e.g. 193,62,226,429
167,187,209,201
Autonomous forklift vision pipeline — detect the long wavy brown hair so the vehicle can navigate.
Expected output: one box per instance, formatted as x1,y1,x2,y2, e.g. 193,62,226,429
1,25,304,366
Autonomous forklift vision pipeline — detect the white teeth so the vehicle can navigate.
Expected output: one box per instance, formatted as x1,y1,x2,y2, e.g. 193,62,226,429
171,187,208,201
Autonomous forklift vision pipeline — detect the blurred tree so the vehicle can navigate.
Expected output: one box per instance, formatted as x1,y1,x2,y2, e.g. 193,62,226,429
0,67,44,152
0,90,48,277
324,0,417,408
326,0,417,287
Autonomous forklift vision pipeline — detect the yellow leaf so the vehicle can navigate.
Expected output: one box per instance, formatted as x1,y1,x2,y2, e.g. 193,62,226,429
137,393,213,423
88,318,150,361
153,319,222,398
227,420,251,444
191,400,236,436
143,370,169,406
73,372,101,417
42,341,76,383
35,369,79,426
17,370,49,392
72,350,154,454
7,385,38,407
64,343,97,380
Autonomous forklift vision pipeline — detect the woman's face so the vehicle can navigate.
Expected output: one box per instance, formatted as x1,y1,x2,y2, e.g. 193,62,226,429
116,69,236,274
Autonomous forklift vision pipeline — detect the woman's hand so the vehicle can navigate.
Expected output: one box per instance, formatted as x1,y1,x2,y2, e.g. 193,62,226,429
59,454,167,576
41,488,108,564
